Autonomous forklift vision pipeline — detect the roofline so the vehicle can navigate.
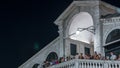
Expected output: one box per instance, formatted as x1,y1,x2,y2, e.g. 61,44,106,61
100,1,119,12
54,1,100,25
54,1,120,26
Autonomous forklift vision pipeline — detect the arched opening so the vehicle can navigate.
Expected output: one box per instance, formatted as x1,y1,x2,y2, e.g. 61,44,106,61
32,63,39,68
46,52,58,62
105,29,120,56
69,12,94,44
106,29,120,43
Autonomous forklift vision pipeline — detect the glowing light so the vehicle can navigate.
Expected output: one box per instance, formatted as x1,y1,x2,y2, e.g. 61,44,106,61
76,30,80,35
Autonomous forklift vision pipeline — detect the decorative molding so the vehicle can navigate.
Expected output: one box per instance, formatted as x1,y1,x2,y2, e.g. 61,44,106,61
101,17,120,24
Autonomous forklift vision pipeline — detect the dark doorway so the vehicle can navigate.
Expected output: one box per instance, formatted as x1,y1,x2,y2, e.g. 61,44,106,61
104,41,120,56
70,43,77,56
85,47,90,55
46,52,58,62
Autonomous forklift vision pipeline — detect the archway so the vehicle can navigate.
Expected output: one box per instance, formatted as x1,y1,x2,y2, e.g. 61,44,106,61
68,12,94,44
46,52,58,62
105,29,120,56
106,29,120,44
32,63,39,68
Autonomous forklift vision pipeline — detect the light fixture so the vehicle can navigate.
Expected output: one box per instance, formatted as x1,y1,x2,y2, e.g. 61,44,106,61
76,30,80,35
76,25,95,34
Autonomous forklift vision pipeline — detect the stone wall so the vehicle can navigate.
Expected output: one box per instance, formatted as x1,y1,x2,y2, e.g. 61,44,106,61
18,37,61,68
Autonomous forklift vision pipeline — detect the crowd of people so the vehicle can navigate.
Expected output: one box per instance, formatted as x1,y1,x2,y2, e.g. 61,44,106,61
42,52,120,68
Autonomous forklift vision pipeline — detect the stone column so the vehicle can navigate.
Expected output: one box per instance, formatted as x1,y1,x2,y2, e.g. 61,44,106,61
92,5,103,54
58,20,64,57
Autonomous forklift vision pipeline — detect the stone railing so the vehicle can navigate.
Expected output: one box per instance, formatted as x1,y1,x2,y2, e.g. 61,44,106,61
48,59,120,68
100,17,120,24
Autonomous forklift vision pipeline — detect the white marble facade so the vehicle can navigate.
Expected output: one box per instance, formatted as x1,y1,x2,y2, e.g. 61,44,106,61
19,0,120,68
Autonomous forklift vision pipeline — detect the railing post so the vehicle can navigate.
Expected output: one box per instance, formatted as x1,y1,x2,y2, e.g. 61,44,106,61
104,61,108,68
75,60,79,68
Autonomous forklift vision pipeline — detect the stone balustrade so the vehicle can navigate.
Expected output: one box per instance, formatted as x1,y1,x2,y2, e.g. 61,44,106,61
47,59,120,68
100,17,120,23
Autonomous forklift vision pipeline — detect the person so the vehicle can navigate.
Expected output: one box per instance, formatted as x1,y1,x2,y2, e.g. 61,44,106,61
84,54,90,59
66,56,71,61
59,57,62,63
98,53,104,60
117,54,120,60
42,61,46,68
93,51,98,60
75,53,79,59
51,59,56,65
79,53,84,59
55,59,59,64
61,57,65,62
110,52,117,60
105,56,109,60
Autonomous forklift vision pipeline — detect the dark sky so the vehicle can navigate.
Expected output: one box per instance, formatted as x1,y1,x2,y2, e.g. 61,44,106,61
0,0,120,68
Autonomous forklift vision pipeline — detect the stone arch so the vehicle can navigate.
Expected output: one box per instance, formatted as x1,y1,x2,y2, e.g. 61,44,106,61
66,12,94,44
32,63,39,68
104,26,120,46
45,52,58,62
106,29,120,43
104,27,120,56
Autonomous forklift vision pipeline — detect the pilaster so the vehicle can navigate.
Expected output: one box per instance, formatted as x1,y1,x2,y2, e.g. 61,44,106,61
57,20,64,57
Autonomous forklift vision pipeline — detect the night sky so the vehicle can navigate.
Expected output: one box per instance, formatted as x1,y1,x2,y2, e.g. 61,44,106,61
0,0,120,68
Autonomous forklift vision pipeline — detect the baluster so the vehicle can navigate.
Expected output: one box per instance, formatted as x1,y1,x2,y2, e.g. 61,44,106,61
75,61,79,68
98,63,100,68
65,64,67,68
72,63,74,68
90,62,92,68
101,63,104,68
82,62,84,68
79,62,81,68
68,63,70,68
95,63,98,68
81,62,83,68
119,64,120,68
68,64,69,68
69,63,71,68
84,62,86,68
104,62,108,68
112,64,114,68
69,63,70,68
70,63,71,68
115,64,117,68
78,62,80,68
78,61,80,68
67,64,68,68
109,63,111,68
66,64,68,68
87,62,89,68
71,63,72,68
93,63,95,68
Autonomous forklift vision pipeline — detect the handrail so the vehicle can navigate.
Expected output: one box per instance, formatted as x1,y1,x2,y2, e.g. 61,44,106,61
47,59,120,68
